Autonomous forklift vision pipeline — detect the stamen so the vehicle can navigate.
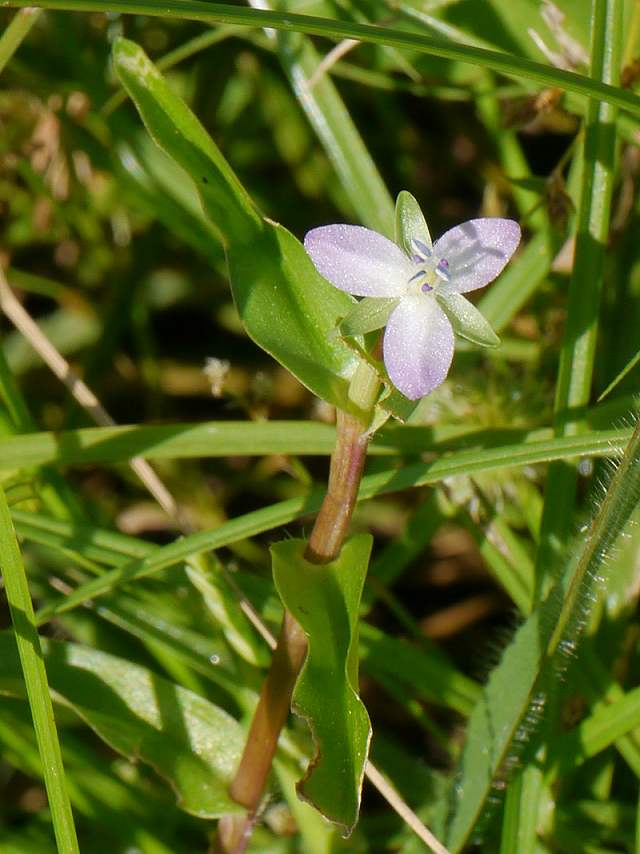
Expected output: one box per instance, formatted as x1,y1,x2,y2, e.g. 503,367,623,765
436,257,451,282
411,237,432,260
408,269,426,283
421,283,433,292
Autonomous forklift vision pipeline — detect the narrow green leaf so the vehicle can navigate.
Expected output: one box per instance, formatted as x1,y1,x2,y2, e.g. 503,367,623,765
436,292,500,348
114,37,261,245
535,0,624,590
0,488,80,853
4,1,640,117
22,425,632,625
598,349,640,401
113,38,359,410
476,230,557,333
0,418,632,471
0,633,245,818
500,764,544,854
555,683,640,772
0,8,41,76
254,1,395,237
272,536,373,835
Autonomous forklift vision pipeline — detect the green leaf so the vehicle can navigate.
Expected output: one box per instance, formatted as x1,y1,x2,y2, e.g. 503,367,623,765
395,190,431,256
436,292,501,348
272,536,373,836
340,297,398,337
113,38,359,411
0,633,245,818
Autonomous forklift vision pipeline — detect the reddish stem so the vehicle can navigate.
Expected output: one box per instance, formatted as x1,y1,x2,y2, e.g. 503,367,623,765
218,411,369,852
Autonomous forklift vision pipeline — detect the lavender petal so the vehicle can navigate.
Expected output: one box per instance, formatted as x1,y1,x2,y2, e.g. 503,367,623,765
434,218,521,294
383,296,455,400
304,224,412,297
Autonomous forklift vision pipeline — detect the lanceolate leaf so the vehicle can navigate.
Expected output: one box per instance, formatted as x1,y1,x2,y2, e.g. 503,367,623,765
113,38,358,411
272,536,373,836
0,633,245,818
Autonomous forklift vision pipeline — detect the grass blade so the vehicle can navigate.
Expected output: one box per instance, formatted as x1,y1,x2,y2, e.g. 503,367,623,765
1,1,639,116
25,425,633,624
0,485,80,853
444,418,640,852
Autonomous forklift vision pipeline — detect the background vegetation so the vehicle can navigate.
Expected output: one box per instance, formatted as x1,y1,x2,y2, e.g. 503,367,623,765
0,1,639,851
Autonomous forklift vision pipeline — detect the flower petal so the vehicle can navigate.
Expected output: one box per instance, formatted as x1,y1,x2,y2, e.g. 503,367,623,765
434,218,521,294
304,225,412,297
383,295,454,400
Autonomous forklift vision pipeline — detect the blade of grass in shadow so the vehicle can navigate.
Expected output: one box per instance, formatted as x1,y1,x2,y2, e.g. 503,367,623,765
0,485,80,853
248,0,394,237
0,7,42,75
442,416,640,853
0,344,84,521
2,0,640,117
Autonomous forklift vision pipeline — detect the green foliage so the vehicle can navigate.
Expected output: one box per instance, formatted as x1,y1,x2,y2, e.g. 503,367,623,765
1,0,640,852
0,633,245,817
114,38,360,412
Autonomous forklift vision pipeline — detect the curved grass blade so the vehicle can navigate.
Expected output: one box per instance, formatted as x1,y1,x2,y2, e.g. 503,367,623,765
2,0,639,117
443,418,640,852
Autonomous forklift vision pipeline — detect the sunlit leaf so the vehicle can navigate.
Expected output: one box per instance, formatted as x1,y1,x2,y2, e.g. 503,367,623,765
113,38,359,411
272,535,372,835
0,633,245,818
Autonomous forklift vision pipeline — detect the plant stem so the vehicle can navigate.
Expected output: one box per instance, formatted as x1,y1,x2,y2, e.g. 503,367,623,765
305,410,371,563
219,409,370,852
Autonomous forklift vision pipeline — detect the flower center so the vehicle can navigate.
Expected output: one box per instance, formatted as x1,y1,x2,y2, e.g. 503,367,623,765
408,238,450,295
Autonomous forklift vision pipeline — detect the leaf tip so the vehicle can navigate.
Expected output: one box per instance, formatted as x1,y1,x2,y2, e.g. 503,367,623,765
112,37,154,81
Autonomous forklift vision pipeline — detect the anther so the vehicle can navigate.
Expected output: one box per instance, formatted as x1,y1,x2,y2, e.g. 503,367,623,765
436,258,450,282
411,238,432,260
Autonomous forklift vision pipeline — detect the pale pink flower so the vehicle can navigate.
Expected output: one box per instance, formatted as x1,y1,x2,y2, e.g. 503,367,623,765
305,215,520,400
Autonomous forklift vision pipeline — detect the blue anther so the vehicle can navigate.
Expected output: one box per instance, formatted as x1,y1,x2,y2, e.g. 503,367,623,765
411,238,432,259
